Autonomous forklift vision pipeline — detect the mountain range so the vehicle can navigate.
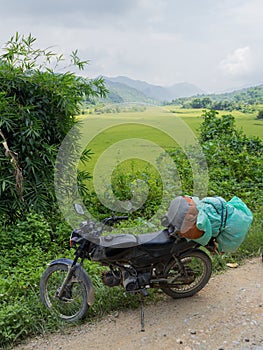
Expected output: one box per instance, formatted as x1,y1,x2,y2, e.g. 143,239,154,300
103,76,204,103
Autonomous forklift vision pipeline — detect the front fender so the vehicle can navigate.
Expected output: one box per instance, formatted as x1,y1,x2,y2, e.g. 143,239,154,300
49,258,95,306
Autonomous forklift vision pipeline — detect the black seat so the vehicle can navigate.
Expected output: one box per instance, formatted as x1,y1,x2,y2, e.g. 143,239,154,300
137,230,171,245
100,234,137,248
99,230,171,248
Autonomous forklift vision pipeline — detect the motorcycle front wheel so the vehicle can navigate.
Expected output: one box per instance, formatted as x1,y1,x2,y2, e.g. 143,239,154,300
40,263,89,322
161,249,212,299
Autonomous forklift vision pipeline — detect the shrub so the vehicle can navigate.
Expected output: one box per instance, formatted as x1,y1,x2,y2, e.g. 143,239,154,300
197,110,263,210
256,109,263,119
0,33,107,221
83,161,164,222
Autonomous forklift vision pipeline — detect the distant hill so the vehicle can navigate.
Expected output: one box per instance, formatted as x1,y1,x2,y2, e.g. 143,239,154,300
104,76,204,102
167,84,263,113
102,78,156,104
168,82,204,99
93,76,263,106
208,84,263,102
170,84,263,105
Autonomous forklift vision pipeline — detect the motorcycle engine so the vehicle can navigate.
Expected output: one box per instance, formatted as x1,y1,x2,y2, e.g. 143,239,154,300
102,268,151,291
122,271,139,291
102,270,121,287
122,270,151,292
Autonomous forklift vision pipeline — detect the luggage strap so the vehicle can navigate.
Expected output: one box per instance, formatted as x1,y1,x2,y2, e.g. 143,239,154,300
202,197,228,233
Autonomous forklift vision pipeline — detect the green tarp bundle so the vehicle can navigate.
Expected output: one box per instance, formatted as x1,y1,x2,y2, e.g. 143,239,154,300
192,196,253,252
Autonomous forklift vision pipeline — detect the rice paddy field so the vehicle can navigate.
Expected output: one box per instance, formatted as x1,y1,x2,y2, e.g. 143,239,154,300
165,105,263,138
78,105,263,175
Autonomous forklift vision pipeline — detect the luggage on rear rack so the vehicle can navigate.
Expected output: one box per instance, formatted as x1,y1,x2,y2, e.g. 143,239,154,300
162,195,253,253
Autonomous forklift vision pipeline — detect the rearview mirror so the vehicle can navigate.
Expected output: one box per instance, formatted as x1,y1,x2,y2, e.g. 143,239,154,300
74,203,85,215
121,200,133,212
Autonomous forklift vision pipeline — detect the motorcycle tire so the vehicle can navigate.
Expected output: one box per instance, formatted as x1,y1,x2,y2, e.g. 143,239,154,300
161,249,212,299
40,263,89,322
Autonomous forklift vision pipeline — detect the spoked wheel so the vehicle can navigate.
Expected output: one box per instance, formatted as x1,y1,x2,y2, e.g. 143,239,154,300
40,263,89,322
161,249,212,298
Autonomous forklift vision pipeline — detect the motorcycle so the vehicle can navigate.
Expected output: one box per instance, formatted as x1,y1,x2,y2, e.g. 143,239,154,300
40,204,212,331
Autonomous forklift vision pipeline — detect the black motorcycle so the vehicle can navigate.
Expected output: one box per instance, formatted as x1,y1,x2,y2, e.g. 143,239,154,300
40,204,212,330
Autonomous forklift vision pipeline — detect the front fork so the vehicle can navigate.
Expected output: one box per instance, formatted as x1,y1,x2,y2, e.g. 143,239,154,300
57,242,86,299
57,264,77,299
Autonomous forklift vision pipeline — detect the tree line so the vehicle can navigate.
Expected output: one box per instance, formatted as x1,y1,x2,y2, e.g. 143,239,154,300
167,85,263,116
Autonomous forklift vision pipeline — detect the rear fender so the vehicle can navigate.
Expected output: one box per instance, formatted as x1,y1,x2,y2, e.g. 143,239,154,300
179,248,205,258
171,239,199,255
49,258,95,306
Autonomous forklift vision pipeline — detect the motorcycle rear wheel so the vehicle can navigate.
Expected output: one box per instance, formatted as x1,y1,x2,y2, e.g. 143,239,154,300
40,263,89,322
161,249,212,298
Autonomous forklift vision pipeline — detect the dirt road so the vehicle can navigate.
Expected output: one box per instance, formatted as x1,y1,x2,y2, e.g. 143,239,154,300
16,257,263,350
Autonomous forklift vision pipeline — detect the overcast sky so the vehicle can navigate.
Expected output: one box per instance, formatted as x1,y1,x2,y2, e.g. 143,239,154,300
0,0,263,93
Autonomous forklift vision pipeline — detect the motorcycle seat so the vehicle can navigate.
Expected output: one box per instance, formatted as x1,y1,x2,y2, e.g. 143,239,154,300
100,234,138,248
99,230,171,248
137,230,171,245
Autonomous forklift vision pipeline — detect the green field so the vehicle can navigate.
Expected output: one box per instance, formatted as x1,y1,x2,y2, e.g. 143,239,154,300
78,106,263,176
164,106,263,138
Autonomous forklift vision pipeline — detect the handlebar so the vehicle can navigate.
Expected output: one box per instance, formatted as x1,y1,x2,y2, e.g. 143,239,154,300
102,215,129,225
74,204,129,228
76,214,129,239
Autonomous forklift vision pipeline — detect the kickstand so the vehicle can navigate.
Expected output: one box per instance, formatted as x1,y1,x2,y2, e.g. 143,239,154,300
140,289,148,332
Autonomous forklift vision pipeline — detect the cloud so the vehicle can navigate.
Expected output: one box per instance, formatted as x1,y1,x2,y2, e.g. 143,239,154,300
0,0,263,92
232,0,263,26
0,0,136,18
219,47,253,76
